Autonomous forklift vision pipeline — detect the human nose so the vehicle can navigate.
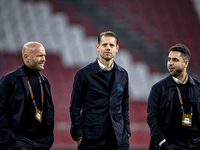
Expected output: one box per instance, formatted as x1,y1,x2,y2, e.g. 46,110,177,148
41,56,46,62
105,45,111,50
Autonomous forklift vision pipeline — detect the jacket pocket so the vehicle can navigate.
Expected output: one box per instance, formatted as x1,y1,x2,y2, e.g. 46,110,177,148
83,114,102,139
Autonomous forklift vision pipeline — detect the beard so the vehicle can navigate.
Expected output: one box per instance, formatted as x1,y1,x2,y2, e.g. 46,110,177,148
29,61,44,71
169,67,184,77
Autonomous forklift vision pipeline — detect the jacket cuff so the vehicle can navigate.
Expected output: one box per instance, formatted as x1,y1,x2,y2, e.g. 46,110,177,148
154,133,165,145
159,139,166,147
70,129,83,141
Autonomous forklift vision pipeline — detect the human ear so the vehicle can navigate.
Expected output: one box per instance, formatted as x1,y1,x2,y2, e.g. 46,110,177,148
96,44,100,52
184,60,189,68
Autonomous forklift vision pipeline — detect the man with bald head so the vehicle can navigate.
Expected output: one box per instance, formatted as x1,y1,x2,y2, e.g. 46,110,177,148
22,42,46,71
0,41,54,150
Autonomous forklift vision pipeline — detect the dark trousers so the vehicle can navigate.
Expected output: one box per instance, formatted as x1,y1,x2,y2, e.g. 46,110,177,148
163,137,200,150
5,135,51,150
78,132,129,150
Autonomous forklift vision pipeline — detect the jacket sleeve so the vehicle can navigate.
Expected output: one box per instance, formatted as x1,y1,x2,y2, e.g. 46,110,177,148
0,75,16,145
147,85,165,145
122,73,131,136
43,76,54,146
69,71,86,141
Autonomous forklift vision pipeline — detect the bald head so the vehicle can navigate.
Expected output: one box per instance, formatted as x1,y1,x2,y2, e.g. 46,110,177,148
22,41,46,71
22,41,43,55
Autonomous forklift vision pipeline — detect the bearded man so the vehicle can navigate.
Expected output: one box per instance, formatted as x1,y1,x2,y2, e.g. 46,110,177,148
147,43,200,150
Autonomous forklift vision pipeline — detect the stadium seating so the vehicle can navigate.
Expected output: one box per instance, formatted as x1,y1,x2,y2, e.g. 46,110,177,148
1,0,200,149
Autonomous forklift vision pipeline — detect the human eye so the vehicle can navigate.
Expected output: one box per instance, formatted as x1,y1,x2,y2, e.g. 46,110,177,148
110,44,115,47
173,58,179,61
38,54,45,58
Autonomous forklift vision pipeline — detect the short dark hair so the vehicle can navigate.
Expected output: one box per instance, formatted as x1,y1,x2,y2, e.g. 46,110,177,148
98,31,118,45
169,43,191,61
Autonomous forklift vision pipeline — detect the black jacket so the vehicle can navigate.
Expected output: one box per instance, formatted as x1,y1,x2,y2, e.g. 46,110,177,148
70,60,131,146
0,65,54,146
147,75,200,149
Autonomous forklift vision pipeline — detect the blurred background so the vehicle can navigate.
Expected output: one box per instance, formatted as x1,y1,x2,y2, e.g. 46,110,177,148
1,0,200,149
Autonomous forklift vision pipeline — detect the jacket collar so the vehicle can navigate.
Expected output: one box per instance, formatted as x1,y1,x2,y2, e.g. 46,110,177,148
97,59,114,71
15,65,45,82
92,58,123,74
166,75,195,88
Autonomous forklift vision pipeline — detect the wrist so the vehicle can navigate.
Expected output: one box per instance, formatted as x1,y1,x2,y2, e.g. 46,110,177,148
76,137,82,141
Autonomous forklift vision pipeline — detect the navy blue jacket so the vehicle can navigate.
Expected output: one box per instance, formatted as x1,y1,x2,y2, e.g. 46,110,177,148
0,65,54,146
70,60,131,146
147,75,200,149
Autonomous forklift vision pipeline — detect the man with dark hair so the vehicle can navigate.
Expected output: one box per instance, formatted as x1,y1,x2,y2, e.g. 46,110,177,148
70,31,131,150
0,41,54,150
147,43,200,150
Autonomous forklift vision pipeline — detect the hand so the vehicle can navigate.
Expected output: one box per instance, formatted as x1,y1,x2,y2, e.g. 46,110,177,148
78,138,82,146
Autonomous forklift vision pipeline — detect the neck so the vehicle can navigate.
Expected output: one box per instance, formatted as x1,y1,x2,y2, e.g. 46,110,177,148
177,72,187,83
23,64,38,77
98,57,113,68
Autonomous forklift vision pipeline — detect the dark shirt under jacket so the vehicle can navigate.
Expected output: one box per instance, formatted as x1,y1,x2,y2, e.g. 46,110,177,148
165,82,200,139
102,69,114,91
18,64,44,138
101,69,117,145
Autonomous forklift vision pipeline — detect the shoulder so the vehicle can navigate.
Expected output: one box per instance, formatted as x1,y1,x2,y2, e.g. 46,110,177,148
75,65,92,80
40,73,48,80
78,63,93,73
0,66,22,82
76,60,97,76
114,62,128,75
151,75,171,90
40,73,50,84
189,76,200,87
116,63,127,72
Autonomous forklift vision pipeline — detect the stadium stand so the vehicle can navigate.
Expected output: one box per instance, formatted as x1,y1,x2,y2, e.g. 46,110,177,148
0,0,200,149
